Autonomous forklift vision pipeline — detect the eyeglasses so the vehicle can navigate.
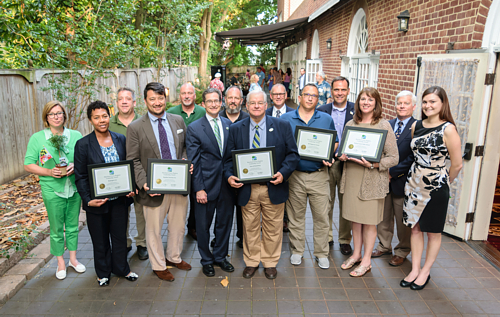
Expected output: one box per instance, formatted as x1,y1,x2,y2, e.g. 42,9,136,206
302,93,319,99
271,93,286,97
204,100,220,106
248,101,266,106
47,112,64,118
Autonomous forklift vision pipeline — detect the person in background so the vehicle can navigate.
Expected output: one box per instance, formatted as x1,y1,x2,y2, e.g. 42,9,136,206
296,68,306,96
108,87,148,261
24,100,85,280
284,68,292,98
249,74,262,92
338,87,398,277
74,101,138,286
209,73,225,94
274,69,283,85
315,71,332,107
401,86,462,290
372,91,416,266
246,69,251,80
256,67,266,90
230,73,240,86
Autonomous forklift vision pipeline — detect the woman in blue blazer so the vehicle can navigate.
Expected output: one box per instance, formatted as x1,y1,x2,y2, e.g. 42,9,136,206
75,101,138,286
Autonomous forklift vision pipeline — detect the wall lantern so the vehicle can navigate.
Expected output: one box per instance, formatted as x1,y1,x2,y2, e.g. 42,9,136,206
326,38,332,50
165,87,170,97
397,10,410,32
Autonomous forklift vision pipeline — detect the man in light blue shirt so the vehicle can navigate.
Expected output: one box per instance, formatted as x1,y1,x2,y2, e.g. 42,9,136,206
256,67,265,89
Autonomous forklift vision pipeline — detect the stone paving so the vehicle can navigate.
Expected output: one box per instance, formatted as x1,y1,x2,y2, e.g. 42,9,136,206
2,203,500,316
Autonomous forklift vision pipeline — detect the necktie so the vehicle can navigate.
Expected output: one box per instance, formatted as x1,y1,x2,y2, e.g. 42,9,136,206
158,118,172,159
276,110,281,118
395,121,404,140
213,118,223,155
252,125,260,148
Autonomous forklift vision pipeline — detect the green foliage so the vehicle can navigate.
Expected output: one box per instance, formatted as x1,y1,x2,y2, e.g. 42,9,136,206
47,134,67,152
0,224,38,259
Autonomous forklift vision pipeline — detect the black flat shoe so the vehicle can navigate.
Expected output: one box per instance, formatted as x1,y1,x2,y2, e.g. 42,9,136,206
215,259,235,272
97,277,110,286
137,245,149,260
203,264,215,277
410,275,431,290
125,272,139,281
400,277,416,287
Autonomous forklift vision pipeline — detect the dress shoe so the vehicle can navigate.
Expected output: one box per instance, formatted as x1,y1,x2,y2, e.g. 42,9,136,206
97,277,110,286
154,268,175,281
215,259,234,272
68,261,86,273
340,243,353,255
126,246,132,253
389,255,405,266
55,267,67,280
410,275,431,290
125,272,139,281
283,221,290,232
242,266,258,278
165,259,192,271
328,240,334,247
264,267,277,279
236,239,243,248
188,228,197,240
371,249,392,258
203,264,215,277
210,238,216,248
400,277,416,287
137,245,149,260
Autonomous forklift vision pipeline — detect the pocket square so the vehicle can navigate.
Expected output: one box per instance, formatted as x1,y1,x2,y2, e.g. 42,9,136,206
177,129,183,134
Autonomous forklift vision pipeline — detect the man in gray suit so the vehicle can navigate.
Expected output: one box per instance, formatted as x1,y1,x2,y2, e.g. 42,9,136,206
126,82,192,282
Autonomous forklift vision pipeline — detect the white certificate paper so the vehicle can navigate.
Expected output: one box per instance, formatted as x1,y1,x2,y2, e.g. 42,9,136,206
297,130,332,159
151,163,187,191
343,130,382,158
93,165,131,196
237,152,272,181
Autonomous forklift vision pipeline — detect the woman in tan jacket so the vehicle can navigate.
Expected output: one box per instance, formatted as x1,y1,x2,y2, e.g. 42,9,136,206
338,87,399,277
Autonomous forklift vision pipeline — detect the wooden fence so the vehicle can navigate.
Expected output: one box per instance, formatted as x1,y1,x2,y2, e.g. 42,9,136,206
0,66,198,184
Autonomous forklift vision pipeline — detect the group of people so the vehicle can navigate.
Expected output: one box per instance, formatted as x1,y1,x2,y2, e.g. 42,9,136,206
25,70,462,291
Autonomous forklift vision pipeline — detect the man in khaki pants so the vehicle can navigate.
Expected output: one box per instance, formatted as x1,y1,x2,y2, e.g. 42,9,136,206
280,84,338,270
127,82,192,282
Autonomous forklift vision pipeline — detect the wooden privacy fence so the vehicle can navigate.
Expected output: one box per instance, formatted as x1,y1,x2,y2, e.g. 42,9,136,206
0,66,198,185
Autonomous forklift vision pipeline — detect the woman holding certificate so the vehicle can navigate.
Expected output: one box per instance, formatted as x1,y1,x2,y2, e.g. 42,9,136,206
24,100,85,280
400,86,462,290
74,101,138,286
338,87,399,277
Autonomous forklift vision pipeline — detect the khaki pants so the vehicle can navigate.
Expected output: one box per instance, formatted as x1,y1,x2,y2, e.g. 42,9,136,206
328,160,352,244
126,199,146,248
143,194,188,271
376,192,411,258
286,168,330,258
242,184,284,268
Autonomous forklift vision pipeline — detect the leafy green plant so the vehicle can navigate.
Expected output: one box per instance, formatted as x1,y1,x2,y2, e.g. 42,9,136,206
48,134,68,166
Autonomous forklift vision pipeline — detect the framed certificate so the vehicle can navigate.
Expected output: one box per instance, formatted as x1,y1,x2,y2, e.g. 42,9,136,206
338,126,388,162
147,159,191,195
232,147,277,184
88,160,136,199
294,126,337,162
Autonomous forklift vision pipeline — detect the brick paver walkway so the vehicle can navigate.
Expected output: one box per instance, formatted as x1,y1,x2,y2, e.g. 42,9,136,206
2,203,500,316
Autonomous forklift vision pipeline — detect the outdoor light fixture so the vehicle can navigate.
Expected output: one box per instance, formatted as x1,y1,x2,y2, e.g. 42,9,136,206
165,87,170,97
326,38,332,50
397,10,410,32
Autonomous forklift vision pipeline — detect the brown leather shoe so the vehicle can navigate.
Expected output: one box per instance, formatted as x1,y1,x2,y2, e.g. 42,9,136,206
371,249,392,258
165,259,192,271
340,244,353,255
389,255,405,266
154,269,175,281
283,221,290,232
264,267,277,279
242,266,258,279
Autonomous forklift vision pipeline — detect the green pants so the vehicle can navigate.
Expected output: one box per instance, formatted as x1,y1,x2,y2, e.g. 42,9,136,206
41,189,82,256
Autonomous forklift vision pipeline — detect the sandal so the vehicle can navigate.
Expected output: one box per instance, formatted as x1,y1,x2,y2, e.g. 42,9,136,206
350,264,372,277
341,257,361,270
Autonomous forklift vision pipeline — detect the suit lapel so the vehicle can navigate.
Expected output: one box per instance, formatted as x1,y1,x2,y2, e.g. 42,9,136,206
202,116,221,156
241,118,250,149
110,132,126,161
166,113,180,158
221,118,231,154
89,132,105,163
141,115,161,159
397,117,415,145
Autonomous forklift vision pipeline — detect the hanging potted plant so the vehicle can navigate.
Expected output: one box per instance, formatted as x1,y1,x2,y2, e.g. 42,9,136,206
48,134,69,176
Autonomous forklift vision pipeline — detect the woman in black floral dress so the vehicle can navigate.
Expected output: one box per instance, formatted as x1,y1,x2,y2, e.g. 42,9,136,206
400,86,463,290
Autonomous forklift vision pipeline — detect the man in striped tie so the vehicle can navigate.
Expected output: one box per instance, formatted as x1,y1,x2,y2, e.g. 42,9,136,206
224,90,300,279
186,88,235,277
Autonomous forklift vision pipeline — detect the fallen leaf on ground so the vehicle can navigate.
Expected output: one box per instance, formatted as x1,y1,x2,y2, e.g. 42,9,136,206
220,276,229,288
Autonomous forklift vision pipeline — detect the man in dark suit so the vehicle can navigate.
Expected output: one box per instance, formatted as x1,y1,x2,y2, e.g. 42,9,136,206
266,83,294,118
224,90,300,279
126,82,191,282
317,76,355,255
372,91,416,266
186,88,234,277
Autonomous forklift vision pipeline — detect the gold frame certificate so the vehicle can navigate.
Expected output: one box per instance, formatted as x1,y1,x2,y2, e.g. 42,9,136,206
338,126,388,162
232,147,277,184
147,159,191,195
88,160,135,199
294,126,337,162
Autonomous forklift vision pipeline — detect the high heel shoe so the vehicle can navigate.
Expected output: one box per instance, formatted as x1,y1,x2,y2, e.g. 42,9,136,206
400,277,416,287
410,275,431,290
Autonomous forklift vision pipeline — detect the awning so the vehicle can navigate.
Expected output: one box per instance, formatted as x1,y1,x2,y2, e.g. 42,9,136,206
215,17,308,45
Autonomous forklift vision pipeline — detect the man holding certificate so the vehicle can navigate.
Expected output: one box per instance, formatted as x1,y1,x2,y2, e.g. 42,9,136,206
186,88,235,277
280,84,338,270
126,82,191,282
224,90,299,279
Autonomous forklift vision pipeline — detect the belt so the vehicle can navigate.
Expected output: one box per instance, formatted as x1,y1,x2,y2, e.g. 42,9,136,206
297,168,322,174
255,182,267,186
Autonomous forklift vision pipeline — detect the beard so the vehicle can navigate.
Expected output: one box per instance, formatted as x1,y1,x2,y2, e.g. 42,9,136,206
226,103,241,114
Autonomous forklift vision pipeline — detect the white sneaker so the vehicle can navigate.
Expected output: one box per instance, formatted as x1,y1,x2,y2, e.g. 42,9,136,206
68,261,86,273
290,254,302,265
55,267,67,280
316,257,330,269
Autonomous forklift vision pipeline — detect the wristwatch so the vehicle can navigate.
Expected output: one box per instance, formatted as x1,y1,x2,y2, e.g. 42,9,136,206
370,163,374,170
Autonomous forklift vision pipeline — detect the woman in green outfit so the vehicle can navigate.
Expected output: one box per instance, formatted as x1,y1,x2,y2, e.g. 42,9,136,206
24,100,86,280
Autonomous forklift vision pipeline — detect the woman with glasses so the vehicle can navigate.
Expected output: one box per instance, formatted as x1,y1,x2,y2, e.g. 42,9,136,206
24,101,86,280
337,87,398,277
